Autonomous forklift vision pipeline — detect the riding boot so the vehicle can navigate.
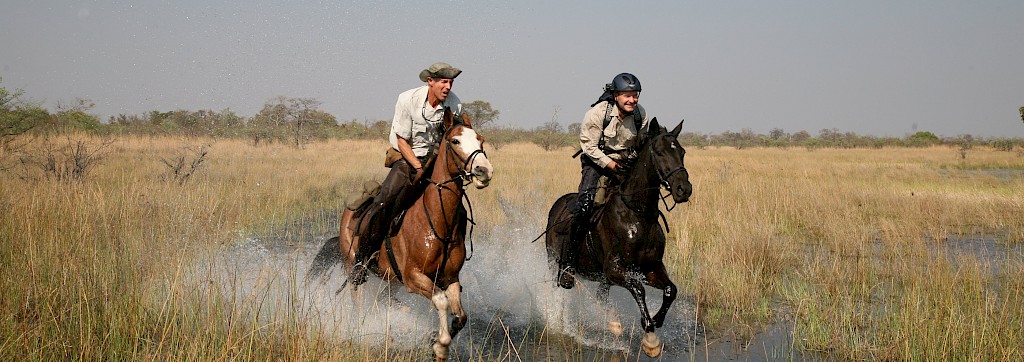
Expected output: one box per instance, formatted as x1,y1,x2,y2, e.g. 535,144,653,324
351,202,389,286
559,195,593,289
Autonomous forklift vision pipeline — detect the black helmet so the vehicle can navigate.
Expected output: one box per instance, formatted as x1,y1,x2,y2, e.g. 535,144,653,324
608,73,641,93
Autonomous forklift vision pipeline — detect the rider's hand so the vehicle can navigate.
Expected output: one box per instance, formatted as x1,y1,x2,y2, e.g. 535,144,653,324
412,166,426,183
609,160,630,174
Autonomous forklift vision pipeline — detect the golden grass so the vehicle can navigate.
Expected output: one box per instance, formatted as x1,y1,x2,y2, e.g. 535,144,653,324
1,136,1022,360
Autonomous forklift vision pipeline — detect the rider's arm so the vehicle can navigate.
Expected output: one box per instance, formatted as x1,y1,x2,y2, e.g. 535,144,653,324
389,88,417,160
395,136,422,169
579,104,613,168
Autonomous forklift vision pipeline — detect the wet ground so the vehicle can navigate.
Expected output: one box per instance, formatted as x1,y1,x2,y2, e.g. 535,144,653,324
190,208,1024,361
186,209,816,361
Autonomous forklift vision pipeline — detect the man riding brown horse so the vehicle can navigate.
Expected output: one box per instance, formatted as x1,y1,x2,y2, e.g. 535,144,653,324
351,62,465,285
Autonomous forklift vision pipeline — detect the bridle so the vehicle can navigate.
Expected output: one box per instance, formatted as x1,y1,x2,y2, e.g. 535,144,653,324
444,135,488,187
619,133,688,219
421,124,488,263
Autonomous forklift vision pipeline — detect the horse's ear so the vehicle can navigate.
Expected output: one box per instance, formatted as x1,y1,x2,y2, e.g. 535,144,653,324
647,117,662,136
443,107,458,129
461,112,473,127
671,119,684,136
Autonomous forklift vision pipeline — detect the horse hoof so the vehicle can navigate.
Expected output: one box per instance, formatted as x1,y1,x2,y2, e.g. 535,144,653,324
608,321,623,336
642,332,663,358
432,342,449,361
350,265,368,286
557,270,576,289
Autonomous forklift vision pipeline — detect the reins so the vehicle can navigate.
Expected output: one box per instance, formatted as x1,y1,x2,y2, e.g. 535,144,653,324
531,132,686,243
616,133,688,233
421,132,486,262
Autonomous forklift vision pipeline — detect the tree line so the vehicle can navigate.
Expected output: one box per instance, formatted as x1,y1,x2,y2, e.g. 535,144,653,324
2,80,1022,152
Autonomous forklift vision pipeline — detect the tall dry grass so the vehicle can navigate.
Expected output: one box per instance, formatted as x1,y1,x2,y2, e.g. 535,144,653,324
1,136,387,360
675,146,1023,360
1,136,1022,360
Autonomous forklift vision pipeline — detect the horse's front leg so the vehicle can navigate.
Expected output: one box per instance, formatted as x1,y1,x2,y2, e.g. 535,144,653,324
623,274,664,358
405,269,453,361
445,281,467,339
605,263,657,333
645,262,677,328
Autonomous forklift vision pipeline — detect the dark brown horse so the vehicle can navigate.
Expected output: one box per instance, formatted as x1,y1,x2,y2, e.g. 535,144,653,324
307,108,493,361
545,118,691,357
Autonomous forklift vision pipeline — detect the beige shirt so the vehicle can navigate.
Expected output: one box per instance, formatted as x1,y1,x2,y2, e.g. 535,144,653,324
389,85,462,157
579,101,648,168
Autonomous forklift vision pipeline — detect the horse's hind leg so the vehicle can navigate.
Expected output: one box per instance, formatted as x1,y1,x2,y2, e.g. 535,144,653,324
445,282,468,338
597,282,623,336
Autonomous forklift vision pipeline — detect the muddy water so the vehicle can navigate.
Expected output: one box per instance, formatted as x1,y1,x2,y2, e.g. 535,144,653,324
186,210,811,361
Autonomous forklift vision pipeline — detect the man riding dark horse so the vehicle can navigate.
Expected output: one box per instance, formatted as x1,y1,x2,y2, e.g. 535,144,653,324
351,61,465,284
560,72,648,289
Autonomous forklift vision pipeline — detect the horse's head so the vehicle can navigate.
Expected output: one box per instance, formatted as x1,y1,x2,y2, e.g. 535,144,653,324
440,107,493,189
640,118,692,203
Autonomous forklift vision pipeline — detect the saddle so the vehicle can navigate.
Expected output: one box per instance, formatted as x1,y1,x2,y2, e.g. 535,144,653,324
347,177,466,240
345,180,381,211
345,181,404,238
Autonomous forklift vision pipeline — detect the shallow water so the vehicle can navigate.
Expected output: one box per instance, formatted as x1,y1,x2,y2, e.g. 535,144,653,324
936,233,1024,272
186,209,816,361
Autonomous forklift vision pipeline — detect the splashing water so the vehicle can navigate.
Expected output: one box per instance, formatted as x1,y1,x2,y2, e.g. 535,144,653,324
181,203,808,360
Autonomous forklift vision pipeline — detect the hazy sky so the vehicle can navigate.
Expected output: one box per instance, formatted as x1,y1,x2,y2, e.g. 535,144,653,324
2,1,1022,137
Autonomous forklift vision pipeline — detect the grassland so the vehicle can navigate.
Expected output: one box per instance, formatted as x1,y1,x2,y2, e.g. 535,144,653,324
2,135,1022,360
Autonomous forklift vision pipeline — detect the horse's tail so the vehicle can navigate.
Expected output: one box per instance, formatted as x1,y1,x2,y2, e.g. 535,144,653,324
305,236,342,284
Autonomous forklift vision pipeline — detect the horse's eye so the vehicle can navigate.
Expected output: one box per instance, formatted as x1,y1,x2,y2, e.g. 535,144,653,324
451,139,460,145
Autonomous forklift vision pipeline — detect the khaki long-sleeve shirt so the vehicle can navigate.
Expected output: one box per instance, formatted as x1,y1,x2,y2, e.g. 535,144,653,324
579,101,648,168
389,85,462,157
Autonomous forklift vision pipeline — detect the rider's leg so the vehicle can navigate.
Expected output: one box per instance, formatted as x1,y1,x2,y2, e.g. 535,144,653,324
352,160,415,282
559,159,601,289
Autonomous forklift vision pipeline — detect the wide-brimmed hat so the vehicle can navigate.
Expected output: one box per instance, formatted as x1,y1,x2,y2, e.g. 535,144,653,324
418,62,462,82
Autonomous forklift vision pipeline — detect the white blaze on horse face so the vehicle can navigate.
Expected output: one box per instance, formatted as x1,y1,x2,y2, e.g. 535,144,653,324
454,128,494,188
627,222,639,239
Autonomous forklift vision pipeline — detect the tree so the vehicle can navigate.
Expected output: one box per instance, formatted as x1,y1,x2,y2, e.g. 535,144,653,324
532,120,565,150
954,134,974,159
791,130,811,143
567,122,581,136
462,100,499,129
1,80,49,171
1,80,43,138
1019,106,1023,124
251,96,333,147
907,131,939,147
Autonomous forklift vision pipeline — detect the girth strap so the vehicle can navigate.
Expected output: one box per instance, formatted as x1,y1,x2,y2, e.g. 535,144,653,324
383,236,403,283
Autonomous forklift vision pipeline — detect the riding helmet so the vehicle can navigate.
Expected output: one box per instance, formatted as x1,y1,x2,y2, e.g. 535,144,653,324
610,73,641,93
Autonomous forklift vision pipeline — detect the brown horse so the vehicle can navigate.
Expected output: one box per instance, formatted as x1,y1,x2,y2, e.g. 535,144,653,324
545,118,691,357
307,108,493,361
